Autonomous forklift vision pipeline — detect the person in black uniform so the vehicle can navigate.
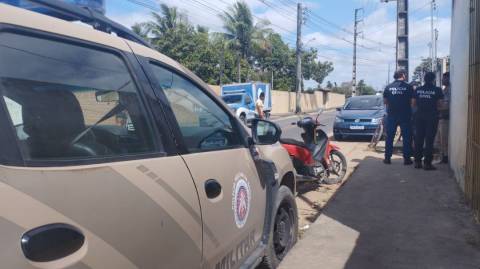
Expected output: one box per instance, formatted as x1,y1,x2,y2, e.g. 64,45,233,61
383,70,414,165
413,72,444,170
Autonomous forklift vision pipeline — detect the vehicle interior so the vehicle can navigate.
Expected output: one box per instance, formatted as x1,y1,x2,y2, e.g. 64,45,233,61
344,96,384,110
1,78,153,160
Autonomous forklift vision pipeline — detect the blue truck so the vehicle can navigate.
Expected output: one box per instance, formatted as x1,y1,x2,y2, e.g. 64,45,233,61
221,82,272,123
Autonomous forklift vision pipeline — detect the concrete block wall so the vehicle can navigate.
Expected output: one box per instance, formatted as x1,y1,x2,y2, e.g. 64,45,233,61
208,85,346,114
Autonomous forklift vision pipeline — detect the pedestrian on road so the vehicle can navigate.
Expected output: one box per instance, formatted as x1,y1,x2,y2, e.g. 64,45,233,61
413,72,444,170
383,70,415,165
438,72,450,164
256,92,265,119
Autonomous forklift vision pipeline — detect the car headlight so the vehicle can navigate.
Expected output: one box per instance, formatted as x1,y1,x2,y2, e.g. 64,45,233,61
335,116,343,123
372,118,382,124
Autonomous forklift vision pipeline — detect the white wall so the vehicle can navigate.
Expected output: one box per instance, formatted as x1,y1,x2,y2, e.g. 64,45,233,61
449,0,470,191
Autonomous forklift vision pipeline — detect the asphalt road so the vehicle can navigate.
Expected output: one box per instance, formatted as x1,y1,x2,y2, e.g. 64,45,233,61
272,110,337,141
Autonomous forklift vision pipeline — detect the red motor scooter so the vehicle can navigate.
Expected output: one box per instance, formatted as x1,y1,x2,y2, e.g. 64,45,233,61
280,110,347,184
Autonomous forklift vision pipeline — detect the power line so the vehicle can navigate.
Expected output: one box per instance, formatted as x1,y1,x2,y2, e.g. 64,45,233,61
411,1,431,15
215,0,297,36
305,20,391,54
304,8,395,49
256,0,296,23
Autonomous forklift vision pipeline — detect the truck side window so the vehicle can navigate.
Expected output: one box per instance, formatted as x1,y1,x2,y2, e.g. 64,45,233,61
0,33,157,162
148,63,243,153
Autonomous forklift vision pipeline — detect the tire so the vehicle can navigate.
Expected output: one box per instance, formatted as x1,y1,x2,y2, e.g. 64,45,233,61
371,123,384,144
239,113,246,124
323,150,347,185
261,186,298,268
334,134,343,141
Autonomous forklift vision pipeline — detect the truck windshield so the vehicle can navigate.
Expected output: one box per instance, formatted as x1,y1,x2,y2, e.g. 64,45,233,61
345,98,383,110
222,95,243,104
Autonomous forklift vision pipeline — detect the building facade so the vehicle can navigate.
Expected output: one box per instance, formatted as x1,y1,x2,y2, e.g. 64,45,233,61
450,0,480,219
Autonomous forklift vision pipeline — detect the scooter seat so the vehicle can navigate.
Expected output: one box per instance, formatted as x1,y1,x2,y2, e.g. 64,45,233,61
280,138,308,149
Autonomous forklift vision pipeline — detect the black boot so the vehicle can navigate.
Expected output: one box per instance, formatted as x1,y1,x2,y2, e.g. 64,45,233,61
414,161,423,169
441,156,448,164
404,158,413,165
383,158,391,165
424,162,437,171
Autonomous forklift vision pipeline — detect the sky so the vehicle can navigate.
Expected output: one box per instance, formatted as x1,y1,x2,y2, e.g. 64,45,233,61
106,0,452,90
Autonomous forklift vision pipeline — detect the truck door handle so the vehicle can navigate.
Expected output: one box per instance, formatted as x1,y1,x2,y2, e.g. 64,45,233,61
205,179,222,199
21,223,86,263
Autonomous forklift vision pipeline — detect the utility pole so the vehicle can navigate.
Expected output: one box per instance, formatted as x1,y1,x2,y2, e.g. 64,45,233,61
352,8,363,96
381,0,409,80
430,0,436,72
295,2,303,113
397,0,409,79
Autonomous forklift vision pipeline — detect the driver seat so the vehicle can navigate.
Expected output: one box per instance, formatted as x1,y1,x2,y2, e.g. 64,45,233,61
22,89,110,159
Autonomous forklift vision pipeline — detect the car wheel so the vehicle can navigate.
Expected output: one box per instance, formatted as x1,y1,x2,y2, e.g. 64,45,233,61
260,186,298,268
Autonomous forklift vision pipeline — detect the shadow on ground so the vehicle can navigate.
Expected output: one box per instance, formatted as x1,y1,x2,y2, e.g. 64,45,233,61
281,155,480,269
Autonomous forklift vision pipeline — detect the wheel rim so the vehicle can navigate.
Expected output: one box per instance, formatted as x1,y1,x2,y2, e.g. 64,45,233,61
329,152,346,178
273,204,293,259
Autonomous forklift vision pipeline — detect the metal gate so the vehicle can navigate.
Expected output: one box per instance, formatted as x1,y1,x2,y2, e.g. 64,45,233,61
466,0,480,219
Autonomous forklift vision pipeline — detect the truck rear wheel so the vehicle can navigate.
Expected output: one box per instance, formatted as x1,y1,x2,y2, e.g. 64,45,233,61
260,186,298,268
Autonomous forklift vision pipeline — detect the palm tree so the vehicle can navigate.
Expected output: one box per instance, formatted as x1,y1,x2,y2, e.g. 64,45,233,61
131,22,150,40
148,4,187,41
220,1,272,82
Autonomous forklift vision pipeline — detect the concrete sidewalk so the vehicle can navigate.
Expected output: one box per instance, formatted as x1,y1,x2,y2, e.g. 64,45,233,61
280,153,480,269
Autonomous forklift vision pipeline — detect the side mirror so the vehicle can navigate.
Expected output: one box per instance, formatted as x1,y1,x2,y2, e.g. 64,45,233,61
336,107,342,111
251,119,282,145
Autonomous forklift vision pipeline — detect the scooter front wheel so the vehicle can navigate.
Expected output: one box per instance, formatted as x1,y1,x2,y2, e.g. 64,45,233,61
323,150,347,184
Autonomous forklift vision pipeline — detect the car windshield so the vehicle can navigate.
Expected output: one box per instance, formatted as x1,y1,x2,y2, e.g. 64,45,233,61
345,98,383,110
222,95,242,104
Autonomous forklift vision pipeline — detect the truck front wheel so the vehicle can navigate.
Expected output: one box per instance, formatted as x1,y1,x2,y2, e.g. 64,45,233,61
261,186,298,268
239,113,246,124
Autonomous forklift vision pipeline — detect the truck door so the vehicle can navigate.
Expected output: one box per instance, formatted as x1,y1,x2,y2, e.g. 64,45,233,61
0,30,202,269
142,61,267,268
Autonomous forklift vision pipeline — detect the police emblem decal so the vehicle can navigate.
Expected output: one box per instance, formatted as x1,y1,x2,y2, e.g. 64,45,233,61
232,174,251,228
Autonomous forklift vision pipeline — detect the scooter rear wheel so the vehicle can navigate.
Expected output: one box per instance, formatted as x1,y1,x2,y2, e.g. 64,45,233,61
323,150,347,184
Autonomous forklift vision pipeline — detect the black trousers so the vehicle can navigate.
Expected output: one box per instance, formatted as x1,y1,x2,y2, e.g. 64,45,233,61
414,114,439,163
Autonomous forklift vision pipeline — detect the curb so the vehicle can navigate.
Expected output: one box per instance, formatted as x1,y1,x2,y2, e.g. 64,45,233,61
270,107,340,118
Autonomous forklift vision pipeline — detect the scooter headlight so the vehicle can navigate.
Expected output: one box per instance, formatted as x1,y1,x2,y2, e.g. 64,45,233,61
335,116,343,123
